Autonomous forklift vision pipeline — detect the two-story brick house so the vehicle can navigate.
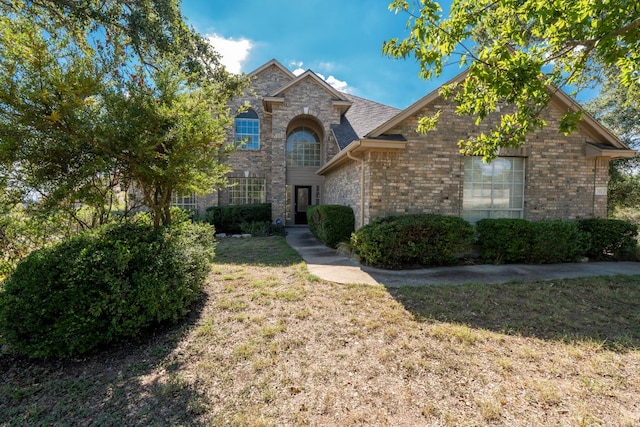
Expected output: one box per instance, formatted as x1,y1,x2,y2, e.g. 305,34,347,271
186,59,635,229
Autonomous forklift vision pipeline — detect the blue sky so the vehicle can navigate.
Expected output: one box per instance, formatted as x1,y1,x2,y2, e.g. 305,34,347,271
180,1,598,109
179,0,463,109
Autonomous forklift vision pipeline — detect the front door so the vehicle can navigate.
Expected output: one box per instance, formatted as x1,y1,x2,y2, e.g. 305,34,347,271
294,186,311,224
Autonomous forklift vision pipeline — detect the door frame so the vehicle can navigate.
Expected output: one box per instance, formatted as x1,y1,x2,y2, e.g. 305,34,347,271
294,185,312,224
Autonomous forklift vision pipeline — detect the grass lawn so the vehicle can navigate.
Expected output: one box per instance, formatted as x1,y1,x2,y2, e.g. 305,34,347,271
1,236,639,426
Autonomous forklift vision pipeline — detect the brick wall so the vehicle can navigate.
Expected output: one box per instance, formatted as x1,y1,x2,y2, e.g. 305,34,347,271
325,95,610,226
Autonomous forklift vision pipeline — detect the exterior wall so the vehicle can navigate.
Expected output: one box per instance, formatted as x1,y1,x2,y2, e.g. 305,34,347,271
196,65,346,224
267,78,345,224
323,159,363,227
324,97,610,227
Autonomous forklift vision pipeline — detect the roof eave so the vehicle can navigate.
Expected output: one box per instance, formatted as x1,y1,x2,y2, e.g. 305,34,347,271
585,143,637,159
317,139,407,175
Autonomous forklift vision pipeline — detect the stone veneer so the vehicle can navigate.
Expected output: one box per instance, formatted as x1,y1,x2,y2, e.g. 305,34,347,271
195,63,345,224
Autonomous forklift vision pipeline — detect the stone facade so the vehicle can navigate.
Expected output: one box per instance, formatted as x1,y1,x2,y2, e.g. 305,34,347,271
186,59,633,229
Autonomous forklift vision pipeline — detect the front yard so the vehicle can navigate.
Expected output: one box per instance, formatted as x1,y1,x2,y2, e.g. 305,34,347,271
1,236,639,426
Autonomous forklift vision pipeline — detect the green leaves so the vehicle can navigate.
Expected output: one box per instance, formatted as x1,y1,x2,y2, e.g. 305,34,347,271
384,0,640,159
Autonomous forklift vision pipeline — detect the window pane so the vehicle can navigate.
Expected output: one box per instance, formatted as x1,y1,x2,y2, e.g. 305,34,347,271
286,126,320,166
171,192,197,211
462,157,525,223
228,177,266,205
234,111,260,151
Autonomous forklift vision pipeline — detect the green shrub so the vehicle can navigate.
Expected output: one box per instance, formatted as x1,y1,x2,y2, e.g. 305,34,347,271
0,221,214,358
240,221,285,237
476,218,532,264
578,218,638,261
351,214,474,269
527,220,586,264
202,203,271,233
307,205,355,248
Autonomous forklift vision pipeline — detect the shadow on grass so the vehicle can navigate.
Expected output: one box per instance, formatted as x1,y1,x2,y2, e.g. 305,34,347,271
388,275,640,351
214,236,302,266
0,294,210,426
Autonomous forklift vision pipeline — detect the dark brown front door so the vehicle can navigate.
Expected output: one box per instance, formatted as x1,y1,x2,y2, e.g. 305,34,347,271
294,186,311,224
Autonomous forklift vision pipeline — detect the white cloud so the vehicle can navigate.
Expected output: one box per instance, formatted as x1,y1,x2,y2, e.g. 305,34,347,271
289,60,351,92
325,75,349,92
205,33,253,74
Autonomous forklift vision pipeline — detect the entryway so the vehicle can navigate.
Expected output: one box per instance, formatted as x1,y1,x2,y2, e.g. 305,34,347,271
294,185,311,224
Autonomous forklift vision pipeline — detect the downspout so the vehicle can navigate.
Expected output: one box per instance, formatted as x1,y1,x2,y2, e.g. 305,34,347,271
347,150,365,228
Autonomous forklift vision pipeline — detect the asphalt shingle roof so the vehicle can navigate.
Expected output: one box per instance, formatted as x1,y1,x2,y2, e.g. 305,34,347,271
331,93,401,149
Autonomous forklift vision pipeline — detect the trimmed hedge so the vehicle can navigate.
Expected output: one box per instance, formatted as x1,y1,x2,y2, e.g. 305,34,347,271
527,220,586,264
351,214,474,269
476,218,638,264
307,205,355,248
578,218,639,261
203,203,271,233
476,218,532,264
0,220,214,358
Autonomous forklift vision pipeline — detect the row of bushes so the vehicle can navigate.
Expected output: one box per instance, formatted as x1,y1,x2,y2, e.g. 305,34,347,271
476,218,638,264
0,217,214,358
202,203,272,233
350,215,638,269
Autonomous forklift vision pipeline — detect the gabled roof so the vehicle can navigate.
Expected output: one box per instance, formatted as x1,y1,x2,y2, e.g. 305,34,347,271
331,93,402,149
366,69,633,154
270,70,350,101
247,58,296,80
263,69,353,114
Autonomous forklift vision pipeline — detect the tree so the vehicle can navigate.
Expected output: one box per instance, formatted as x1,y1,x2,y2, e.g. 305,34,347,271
0,2,244,229
383,0,640,160
586,68,640,217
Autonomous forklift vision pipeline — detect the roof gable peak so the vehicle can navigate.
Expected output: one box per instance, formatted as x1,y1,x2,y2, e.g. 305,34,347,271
270,69,350,102
248,59,296,80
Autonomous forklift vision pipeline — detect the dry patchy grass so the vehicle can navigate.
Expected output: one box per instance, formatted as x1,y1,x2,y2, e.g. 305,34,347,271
1,236,640,426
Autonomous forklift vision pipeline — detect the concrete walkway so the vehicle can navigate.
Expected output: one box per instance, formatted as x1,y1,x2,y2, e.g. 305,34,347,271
285,227,640,287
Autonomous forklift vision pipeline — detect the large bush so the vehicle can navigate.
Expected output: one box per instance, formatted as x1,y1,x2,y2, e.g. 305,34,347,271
526,220,586,264
476,218,532,264
0,220,214,358
351,214,474,269
203,203,271,233
307,205,355,248
476,218,587,264
578,218,638,261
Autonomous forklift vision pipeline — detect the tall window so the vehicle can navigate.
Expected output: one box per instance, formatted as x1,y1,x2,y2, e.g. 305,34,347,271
171,192,197,211
234,109,260,150
462,157,525,223
286,126,320,166
228,177,266,205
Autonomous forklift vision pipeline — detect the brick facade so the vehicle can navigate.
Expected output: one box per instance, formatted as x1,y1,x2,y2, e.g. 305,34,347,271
187,59,632,229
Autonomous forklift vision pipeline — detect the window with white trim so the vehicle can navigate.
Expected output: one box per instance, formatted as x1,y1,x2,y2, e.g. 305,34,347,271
234,109,260,150
286,126,320,166
228,177,266,205
171,192,197,211
462,156,525,223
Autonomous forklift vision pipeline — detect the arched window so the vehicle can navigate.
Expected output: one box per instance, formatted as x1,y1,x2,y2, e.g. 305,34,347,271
234,109,260,150
286,126,320,166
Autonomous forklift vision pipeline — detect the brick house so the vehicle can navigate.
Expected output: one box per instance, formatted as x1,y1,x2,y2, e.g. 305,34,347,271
185,59,635,228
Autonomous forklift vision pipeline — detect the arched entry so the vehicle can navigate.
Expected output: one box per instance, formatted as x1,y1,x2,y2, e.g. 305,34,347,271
285,117,324,225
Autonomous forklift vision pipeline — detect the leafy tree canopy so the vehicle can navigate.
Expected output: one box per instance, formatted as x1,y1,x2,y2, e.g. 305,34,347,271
383,0,640,160
586,68,640,215
0,1,245,229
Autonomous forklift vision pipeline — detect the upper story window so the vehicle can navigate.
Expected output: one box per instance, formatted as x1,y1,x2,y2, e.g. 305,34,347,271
234,109,260,150
286,126,320,166
462,156,525,223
